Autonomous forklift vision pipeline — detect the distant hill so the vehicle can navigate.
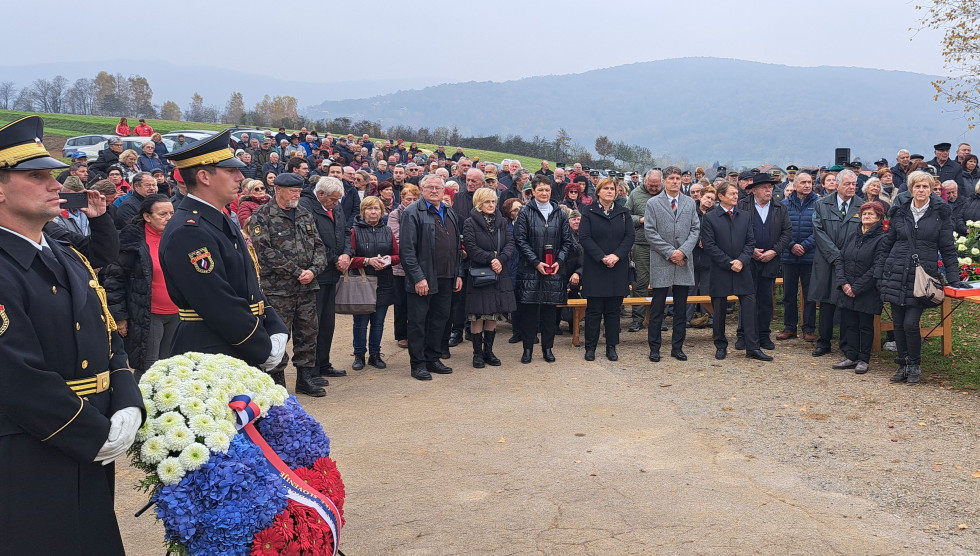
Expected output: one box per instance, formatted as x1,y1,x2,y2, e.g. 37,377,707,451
305,57,975,166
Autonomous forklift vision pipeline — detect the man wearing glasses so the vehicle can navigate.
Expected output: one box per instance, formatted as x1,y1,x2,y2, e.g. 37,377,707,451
400,175,463,381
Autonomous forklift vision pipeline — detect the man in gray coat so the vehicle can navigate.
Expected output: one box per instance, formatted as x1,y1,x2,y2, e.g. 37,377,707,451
625,170,663,332
810,169,863,357
645,166,701,362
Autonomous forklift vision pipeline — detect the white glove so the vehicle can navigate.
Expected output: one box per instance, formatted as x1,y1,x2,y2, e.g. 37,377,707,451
261,333,288,372
94,407,142,465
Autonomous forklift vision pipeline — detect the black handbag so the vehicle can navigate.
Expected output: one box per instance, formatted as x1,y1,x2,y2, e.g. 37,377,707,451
468,229,501,288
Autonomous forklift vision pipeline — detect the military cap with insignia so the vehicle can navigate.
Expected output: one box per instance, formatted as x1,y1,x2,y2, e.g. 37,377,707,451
727,171,739,177
163,128,246,169
934,142,952,151
681,170,691,176
0,116,68,171
583,166,591,172
589,170,599,176
717,166,727,174
630,171,638,176
746,172,780,190
924,165,938,176
786,165,799,172
910,153,925,161
874,158,888,166
273,173,304,188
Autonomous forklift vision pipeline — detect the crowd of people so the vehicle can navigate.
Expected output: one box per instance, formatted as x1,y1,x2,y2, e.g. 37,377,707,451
52,120,980,389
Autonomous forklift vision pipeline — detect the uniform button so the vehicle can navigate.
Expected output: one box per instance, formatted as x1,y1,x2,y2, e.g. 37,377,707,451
192,210,199,214
51,286,57,294
75,322,80,330
81,360,88,370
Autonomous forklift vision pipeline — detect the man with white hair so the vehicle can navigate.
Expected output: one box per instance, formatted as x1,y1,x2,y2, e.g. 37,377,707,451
891,149,913,191
498,159,513,189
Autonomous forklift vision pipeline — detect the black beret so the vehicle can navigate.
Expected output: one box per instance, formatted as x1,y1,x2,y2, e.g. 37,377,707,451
910,154,925,160
738,170,754,181
934,142,952,151
273,173,305,188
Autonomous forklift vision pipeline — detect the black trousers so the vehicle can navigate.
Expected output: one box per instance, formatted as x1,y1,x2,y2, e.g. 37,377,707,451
392,275,408,341
781,263,816,333
585,296,623,348
840,307,875,363
713,294,758,351
737,270,775,343
314,281,338,369
407,278,454,368
521,303,557,349
816,302,838,350
649,286,688,353
891,303,925,365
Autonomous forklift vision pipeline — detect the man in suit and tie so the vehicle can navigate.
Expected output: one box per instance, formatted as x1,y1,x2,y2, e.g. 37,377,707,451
701,181,773,361
810,169,863,357
644,166,701,362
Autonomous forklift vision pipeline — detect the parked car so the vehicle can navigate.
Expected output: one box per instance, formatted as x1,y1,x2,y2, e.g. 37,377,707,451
62,134,115,158
162,131,212,149
76,136,176,159
228,128,273,149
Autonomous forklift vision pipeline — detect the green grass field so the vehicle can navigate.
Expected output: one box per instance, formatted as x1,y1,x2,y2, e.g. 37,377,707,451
0,110,545,170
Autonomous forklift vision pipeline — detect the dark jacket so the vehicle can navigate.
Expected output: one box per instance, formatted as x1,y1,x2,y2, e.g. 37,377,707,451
929,157,967,198
137,153,165,174
462,208,517,315
963,166,980,199
781,191,819,265
261,161,285,175
399,199,463,294
299,189,352,285
891,163,911,192
89,147,120,176
103,222,156,371
114,191,146,229
956,193,980,236
349,216,399,308
876,194,959,307
737,195,793,278
578,201,634,298
514,200,574,305
835,222,886,314
809,192,863,303
701,204,755,297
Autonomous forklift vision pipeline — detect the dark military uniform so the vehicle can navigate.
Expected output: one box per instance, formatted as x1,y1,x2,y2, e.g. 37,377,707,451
249,199,327,373
159,130,287,367
0,115,144,555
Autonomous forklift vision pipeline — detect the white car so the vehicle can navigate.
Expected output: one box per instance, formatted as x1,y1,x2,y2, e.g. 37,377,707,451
77,136,176,159
62,134,115,158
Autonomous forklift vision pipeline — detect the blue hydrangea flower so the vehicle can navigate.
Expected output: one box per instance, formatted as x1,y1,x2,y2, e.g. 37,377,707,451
256,395,331,468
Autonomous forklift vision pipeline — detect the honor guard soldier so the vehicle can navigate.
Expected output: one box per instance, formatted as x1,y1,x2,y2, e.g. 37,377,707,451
0,116,145,555
160,129,288,373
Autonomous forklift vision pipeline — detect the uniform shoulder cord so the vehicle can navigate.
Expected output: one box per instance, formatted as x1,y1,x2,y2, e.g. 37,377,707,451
68,246,117,356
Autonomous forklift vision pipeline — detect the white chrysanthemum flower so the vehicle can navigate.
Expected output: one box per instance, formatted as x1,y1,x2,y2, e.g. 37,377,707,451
165,426,194,451
170,365,194,381
141,368,165,385
269,385,288,406
138,383,154,399
157,375,179,390
155,411,185,432
252,394,272,414
196,369,216,384
177,442,210,472
168,354,195,367
136,419,155,442
140,436,169,465
204,431,231,453
157,457,186,485
188,414,217,437
204,398,228,419
142,398,157,418
216,379,236,394
184,380,209,400
153,387,181,412
218,420,238,437
180,398,206,417
185,352,205,364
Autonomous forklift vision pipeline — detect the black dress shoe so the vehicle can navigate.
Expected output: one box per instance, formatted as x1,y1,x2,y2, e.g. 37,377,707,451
628,321,643,332
440,349,451,360
427,360,453,374
448,330,463,347
542,348,556,363
735,338,745,350
508,333,522,344
584,348,596,361
649,351,661,362
605,346,618,361
368,354,386,369
521,348,533,364
759,338,776,351
811,345,832,357
671,350,687,361
322,366,347,377
746,349,774,362
411,366,432,381
715,348,727,360
351,354,365,371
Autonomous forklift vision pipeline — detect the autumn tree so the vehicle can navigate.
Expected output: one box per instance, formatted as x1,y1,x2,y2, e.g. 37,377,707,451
917,0,980,127
160,100,182,121
553,128,573,161
128,75,155,118
92,71,116,115
223,92,245,124
594,135,615,160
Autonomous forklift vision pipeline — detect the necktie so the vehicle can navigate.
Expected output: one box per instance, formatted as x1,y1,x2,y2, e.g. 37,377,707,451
326,208,334,221
40,246,69,286
841,201,847,217
727,210,733,221
671,198,676,212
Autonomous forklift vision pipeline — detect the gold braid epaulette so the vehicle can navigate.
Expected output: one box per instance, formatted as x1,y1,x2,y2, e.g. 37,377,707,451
68,246,117,357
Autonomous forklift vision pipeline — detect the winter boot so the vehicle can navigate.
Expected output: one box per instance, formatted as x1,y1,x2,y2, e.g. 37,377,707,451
889,357,909,383
270,370,286,387
482,330,501,366
295,367,326,397
471,332,486,368
906,362,922,385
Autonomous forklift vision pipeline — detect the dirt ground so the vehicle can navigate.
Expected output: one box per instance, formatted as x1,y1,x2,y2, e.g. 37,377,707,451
115,313,980,555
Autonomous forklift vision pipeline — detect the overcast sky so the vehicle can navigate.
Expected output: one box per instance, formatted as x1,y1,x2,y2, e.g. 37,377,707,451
5,0,947,85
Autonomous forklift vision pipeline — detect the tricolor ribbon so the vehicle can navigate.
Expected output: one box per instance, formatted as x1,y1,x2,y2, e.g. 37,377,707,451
229,394,342,555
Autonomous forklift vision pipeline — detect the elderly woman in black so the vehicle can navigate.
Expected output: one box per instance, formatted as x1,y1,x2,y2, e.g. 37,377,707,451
833,202,887,374
515,175,574,364
462,187,517,368
875,170,967,384
579,178,634,361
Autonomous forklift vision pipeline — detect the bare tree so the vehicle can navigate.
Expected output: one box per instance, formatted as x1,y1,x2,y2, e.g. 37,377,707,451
222,92,245,124
12,87,33,111
0,81,15,110
65,78,95,115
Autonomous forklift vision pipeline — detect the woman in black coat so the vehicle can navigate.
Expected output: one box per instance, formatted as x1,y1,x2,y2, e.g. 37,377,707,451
462,188,517,368
578,178,634,361
104,194,177,376
833,202,887,374
875,171,966,384
515,175,574,364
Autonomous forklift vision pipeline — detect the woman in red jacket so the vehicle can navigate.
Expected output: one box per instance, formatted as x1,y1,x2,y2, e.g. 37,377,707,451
115,117,131,136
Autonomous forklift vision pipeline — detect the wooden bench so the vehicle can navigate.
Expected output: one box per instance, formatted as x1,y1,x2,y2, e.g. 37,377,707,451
558,295,738,347
872,297,953,355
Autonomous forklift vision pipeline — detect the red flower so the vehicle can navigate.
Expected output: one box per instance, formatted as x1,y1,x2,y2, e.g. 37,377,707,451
251,528,287,555
294,466,329,493
60,209,70,218
882,219,890,231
